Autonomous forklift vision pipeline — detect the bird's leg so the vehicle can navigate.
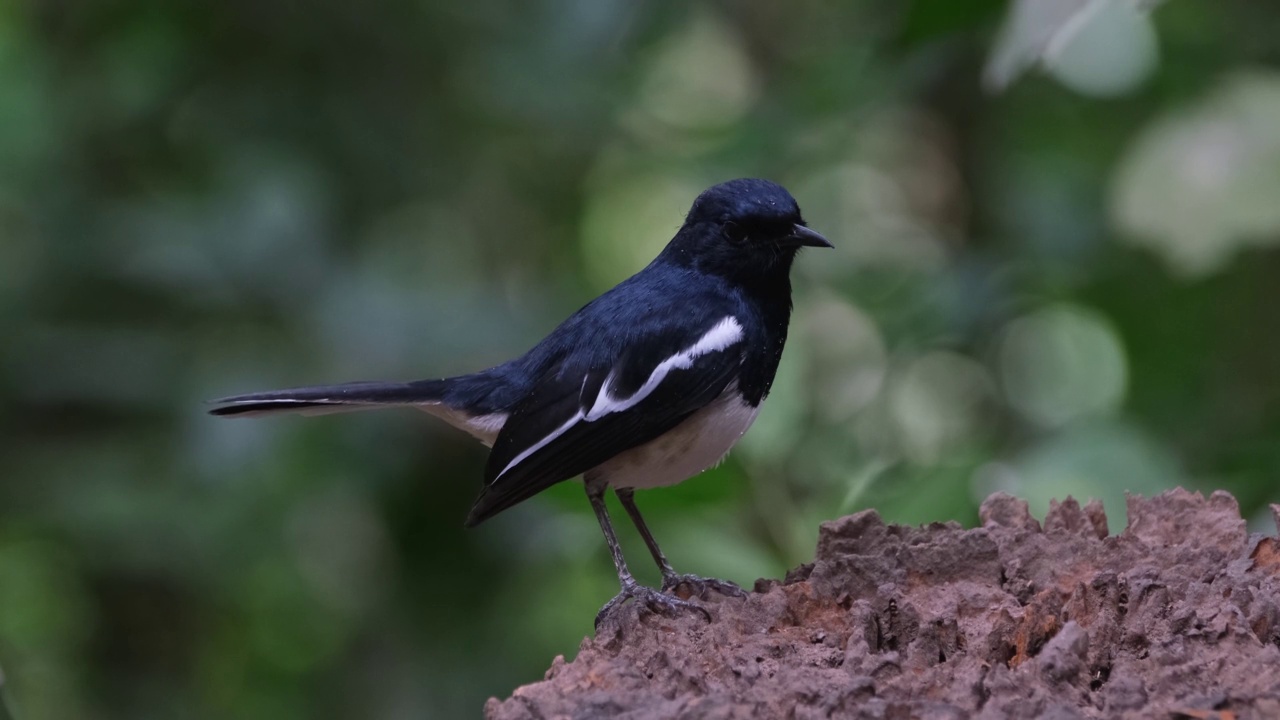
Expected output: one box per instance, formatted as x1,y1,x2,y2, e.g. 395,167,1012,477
614,487,675,577
586,483,710,628
614,487,746,600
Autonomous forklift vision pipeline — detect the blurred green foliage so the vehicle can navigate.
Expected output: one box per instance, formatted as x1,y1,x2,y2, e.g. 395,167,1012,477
1,0,1278,717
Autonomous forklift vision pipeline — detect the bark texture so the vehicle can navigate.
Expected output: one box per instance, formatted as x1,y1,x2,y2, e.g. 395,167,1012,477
486,489,1280,720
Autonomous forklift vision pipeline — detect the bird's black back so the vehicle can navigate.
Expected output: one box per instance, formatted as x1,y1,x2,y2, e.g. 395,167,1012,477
465,180,814,524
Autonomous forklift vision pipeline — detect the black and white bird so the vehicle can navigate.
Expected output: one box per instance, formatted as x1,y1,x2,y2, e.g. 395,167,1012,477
210,178,831,625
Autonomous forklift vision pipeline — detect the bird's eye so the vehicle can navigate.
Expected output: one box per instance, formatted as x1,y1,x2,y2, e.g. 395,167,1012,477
722,221,749,245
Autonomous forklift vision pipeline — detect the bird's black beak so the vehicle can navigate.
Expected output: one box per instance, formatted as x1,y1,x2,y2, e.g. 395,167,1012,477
789,224,833,248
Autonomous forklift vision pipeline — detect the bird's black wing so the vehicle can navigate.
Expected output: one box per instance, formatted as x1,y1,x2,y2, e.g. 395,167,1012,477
466,314,747,525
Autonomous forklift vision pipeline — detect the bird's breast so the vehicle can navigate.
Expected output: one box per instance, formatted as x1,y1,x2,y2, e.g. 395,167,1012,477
587,384,761,490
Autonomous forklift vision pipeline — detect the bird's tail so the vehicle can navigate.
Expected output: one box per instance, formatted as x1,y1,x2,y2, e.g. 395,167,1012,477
208,380,448,418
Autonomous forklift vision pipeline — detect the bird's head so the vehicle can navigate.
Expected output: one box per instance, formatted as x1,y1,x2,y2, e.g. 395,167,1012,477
663,178,832,284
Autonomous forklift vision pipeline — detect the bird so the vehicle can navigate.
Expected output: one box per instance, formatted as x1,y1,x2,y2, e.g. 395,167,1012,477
209,178,832,626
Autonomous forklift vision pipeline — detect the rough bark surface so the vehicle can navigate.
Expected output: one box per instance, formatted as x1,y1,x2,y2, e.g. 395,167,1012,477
485,489,1280,720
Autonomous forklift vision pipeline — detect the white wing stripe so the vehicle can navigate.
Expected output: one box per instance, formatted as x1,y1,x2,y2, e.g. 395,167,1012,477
584,316,743,421
496,315,744,481
497,411,584,479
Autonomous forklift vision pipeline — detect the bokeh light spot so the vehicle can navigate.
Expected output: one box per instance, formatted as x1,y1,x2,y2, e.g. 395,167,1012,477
579,173,703,289
998,305,1127,427
1112,71,1280,276
889,351,993,464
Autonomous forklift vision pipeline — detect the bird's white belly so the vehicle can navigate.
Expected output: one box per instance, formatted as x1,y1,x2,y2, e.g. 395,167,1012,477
588,388,761,490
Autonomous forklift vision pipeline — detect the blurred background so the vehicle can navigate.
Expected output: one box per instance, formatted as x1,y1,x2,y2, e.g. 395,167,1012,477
2,0,1278,717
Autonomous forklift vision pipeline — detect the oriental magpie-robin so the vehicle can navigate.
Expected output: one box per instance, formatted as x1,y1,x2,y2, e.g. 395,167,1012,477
210,178,831,626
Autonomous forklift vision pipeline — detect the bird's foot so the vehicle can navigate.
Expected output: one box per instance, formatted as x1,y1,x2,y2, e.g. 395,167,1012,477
661,573,748,600
594,581,712,629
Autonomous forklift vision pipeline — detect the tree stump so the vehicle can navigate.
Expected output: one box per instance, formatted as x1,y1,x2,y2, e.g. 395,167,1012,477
485,489,1280,719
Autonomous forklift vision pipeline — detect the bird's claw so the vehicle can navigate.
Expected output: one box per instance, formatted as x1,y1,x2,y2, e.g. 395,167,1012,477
594,582,712,629
661,573,747,600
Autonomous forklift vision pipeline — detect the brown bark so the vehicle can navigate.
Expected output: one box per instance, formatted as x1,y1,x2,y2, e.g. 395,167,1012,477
486,489,1280,720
